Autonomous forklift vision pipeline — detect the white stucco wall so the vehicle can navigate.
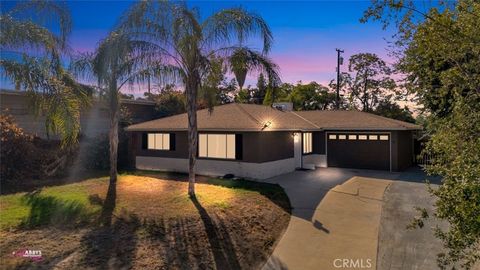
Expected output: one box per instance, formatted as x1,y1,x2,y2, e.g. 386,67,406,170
136,156,296,179
303,154,327,168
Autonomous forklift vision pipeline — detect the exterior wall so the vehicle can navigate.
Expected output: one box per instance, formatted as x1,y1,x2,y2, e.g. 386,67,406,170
303,154,327,167
133,131,189,159
130,130,296,179
136,156,295,179
130,131,294,163
249,131,294,162
312,131,326,154
395,130,414,171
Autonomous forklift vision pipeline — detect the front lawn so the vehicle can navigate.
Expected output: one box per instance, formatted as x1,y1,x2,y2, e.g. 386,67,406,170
0,172,290,269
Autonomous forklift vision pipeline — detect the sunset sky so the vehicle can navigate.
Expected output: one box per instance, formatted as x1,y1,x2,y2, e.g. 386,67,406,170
2,0,398,91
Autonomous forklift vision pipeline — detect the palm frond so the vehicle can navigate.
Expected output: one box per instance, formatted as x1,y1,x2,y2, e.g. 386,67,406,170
202,8,273,53
7,0,72,48
226,48,281,89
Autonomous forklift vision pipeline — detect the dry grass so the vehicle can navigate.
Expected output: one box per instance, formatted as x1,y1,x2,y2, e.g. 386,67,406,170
0,173,290,269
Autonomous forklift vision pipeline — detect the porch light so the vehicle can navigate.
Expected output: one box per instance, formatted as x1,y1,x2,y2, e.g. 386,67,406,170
293,132,300,143
262,121,272,130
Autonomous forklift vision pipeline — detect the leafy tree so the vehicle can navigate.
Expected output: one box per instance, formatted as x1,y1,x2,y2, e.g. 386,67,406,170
342,53,396,112
152,89,186,118
363,1,480,268
373,98,415,123
263,80,285,106
235,86,252,104
0,1,90,146
263,86,275,105
252,73,267,104
119,1,279,197
287,82,336,110
217,78,237,104
198,56,226,109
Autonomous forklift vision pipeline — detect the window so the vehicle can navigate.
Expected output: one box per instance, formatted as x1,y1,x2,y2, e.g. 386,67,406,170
199,134,236,159
380,135,389,141
338,135,346,140
147,133,170,150
368,135,378,140
358,135,368,140
348,135,357,140
328,134,337,140
303,132,312,154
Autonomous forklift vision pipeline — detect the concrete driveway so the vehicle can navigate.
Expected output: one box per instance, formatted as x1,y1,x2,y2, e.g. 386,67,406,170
259,167,438,270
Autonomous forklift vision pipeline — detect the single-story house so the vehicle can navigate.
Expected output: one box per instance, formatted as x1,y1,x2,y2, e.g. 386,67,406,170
126,103,421,179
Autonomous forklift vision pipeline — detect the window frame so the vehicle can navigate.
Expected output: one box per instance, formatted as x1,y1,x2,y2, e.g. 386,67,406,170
147,133,171,151
198,133,237,160
303,132,313,154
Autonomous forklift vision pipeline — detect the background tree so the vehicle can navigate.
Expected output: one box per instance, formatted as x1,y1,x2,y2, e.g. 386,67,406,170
373,98,415,123
252,73,267,104
363,1,480,268
216,78,237,104
120,1,279,197
0,1,90,146
152,89,186,118
287,82,336,110
343,53,396,112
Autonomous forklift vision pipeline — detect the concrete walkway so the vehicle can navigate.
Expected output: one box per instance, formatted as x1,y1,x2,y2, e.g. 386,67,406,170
260,168,399,270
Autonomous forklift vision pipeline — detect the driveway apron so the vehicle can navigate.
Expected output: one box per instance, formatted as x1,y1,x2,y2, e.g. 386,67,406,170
260,168,398,270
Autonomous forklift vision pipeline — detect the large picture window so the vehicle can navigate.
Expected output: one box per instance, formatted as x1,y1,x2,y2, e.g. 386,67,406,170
147,133,170,150
303,132,313,154
199,134,236,159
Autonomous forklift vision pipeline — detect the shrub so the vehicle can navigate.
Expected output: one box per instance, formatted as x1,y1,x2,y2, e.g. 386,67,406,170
0,114,71,192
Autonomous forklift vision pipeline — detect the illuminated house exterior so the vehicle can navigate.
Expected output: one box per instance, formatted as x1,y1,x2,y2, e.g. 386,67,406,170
126,103,420,179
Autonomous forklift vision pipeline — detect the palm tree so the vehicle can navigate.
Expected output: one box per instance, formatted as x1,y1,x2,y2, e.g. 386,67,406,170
71,31,165,200
0,1,89,146
119,1,280,197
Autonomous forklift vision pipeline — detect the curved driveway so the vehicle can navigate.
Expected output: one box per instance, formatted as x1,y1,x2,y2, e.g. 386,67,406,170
260,168,402,270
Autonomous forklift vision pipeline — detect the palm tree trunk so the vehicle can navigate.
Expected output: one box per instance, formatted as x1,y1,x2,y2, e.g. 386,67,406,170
109,81,119,185
186,77,198,197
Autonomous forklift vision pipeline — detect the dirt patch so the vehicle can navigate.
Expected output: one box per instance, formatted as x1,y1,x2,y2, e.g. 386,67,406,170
0,175,290,269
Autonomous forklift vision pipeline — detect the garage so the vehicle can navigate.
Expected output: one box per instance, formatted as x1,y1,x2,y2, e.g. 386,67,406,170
326,133,391,171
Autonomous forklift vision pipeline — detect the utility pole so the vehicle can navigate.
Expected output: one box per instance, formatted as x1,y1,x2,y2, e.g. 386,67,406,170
147,72,151,94
335,48,344,109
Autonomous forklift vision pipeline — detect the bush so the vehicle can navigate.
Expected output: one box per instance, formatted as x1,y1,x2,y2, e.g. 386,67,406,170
0,114,71,192
82,131,130,171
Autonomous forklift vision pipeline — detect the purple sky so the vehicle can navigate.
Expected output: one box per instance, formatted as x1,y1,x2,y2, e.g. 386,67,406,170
1,1,398,91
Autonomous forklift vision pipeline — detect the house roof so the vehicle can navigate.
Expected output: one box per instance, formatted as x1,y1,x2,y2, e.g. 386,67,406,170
126,103,421,132
293,110,421,130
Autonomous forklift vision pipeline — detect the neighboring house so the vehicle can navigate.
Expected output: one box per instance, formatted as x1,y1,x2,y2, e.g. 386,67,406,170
126,103,421,179
0,89,157,139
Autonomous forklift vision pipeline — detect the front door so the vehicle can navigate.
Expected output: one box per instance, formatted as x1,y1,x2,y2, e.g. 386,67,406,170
293,132,302,168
